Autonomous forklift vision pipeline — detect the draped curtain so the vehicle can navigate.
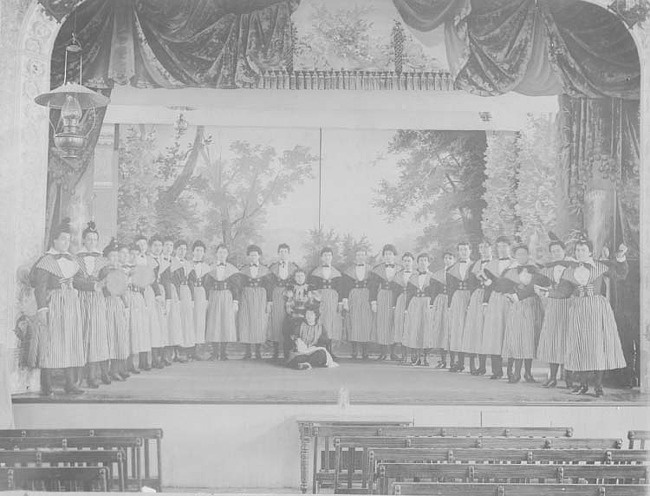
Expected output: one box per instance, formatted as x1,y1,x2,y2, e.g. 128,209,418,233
45,0,298,245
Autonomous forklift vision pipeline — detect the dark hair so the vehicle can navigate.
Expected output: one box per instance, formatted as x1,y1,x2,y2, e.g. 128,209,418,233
102,238,119,258
416,253,429,262
51,217,72,241
162,236,175,245
149,235,163,245
174,240,188,250
548,240,566,251
247,244,262,256
277,243,290,252
215,243,229,253
82,221,98,240
575,239,594,254
443,251,455,258
294,268,306,276
320,247,333,257
192,240,206,251
402,252,414,260
134,234,148,244
457,241,470,249
495,236,511,245
513,244,529,254
382,244,397,256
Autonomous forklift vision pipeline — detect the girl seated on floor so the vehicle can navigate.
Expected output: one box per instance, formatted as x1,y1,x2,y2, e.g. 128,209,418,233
286,305,338,370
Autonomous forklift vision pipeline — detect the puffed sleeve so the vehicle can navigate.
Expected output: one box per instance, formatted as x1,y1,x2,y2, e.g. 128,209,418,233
73,269,97,292
427,279,443,302
404,281,417,308
368,271,381,303
339,273,352,301
160,268,173,301
228,272,241,303
32,268,50,311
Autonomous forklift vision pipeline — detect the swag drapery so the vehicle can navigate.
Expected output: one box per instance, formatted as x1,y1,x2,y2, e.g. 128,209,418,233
45,0,298,245
393,0,641,384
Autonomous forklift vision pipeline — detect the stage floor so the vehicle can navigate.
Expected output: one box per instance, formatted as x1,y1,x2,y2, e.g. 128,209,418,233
12,358,646,405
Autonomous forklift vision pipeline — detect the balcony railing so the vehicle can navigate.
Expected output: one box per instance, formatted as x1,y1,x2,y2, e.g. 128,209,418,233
245,69,456,91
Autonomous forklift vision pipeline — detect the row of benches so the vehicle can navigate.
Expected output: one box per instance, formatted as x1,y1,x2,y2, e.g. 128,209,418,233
0,428,163,491
302,422,650,495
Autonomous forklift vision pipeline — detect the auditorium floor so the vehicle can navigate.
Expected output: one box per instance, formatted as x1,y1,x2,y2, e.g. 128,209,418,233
12,358,646,405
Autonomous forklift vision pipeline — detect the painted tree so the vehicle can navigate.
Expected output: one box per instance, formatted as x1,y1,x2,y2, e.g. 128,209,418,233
481,131,520,243
301,227,375,270
374,130,487,258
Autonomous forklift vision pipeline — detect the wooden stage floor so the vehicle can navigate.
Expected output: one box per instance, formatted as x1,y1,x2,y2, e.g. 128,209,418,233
12,358,646,405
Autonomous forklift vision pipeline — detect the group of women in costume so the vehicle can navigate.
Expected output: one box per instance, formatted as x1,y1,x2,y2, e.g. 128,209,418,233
31,218,628,397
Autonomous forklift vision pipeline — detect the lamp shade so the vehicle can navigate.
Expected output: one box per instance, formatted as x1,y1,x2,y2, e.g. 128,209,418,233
34,82,110,110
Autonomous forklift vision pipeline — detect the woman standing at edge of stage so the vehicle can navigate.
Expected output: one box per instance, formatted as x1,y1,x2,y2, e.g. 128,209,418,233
534,236,574,388
481,236,515,380
267,243,300,360
402,253,442,366
308,247,343,359
122,243,147,374
188,240,210,358
393,252,415,364
77,221,111,388
543,238,628,397
499,243,544,384
459,240,492,375
370,244,401,361
431,252,455,368
31,218,92,395
172,240,195,361
204,244,240,360
447,242,473,373
238,245,273,359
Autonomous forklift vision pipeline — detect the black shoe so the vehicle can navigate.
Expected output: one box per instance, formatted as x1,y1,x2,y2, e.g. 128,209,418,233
572,385,589,395
448,363,457,372
542,379,557,388
524,373,536,383
435,361,447,369
86,380,100,389
120,372,131,380
64,386,85,395
477,367,486,376
110,373,124,382
412,358,422,367
594,387,604,398
508,374,521,384
389,354,399,361
101,375,112,385
456,365,465,373
376,355,387,361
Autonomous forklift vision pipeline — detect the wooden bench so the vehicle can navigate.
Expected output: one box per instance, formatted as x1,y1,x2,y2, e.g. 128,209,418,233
0,436,142,490
0,466,109,491
376,463,649,495
361,448,650,494
390,482,650,496
323,426,574,439
0,449,126,491
628,430,650,449
0,428,163,491
333,437,625,493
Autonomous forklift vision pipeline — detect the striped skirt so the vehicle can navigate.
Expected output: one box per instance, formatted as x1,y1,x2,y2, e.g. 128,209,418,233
105,295,130,360
144,286,165,348
206,289,237,343
39,288,85,369
392,293,408,344
319,289,343,341
402,297,435,349
481,292,511,355
178,285,195,348
238,287,268,344
448,290,471,352
501,296,544,359
537,298,571,364
267,286,287,342
372,289,394,345
166,286,183,347
346,288,373,342
78,290,110,363
193,286,208,344
564,295,626,372
460,289,485,354
432,294,449,350
127,290,150,354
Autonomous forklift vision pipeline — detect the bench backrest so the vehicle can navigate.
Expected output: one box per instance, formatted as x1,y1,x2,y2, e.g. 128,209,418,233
0,428,162,439
390,482,650,496
317,425,573,438
0,436,142,450
0,466,109,491
628,430,650,450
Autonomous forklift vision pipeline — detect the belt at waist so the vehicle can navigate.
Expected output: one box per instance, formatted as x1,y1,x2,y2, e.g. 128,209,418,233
575,287,596,297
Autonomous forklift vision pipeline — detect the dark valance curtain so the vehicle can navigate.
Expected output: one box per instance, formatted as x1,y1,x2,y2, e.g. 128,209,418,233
51,0,299,89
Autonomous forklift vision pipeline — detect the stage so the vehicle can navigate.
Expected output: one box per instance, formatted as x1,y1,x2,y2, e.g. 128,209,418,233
12,358,646,406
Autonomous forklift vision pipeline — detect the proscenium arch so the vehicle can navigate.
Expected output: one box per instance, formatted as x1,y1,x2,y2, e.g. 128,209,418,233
15,0,649,391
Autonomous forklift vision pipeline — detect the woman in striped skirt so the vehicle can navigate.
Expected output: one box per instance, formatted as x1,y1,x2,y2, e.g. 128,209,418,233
204,244,240,360
342,248,374,360
77,222,111,388
30,218,89,395
100,239,130,381
188,241,210,357
481,236,515,379
123,245,148,374
459,241,492,375
431,252,455,368
267,244,300,360
534,240,573,388
402,253,443,366
448,243,473,373
393,252,415,364
370,244,401,361
238,245,273,359
551,240,628,397
499,245,544,384
308,248,343,358
172,240,195,360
